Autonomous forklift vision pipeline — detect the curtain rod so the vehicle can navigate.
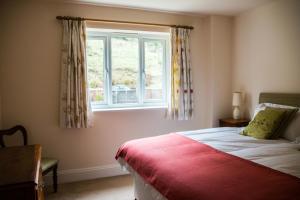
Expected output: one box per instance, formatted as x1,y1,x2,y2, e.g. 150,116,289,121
56,16,194,30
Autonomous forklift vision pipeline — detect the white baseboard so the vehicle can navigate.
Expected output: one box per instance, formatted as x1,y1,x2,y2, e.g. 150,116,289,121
44,164,129,185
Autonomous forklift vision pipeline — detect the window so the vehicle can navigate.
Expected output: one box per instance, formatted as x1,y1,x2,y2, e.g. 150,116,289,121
86,29,170,110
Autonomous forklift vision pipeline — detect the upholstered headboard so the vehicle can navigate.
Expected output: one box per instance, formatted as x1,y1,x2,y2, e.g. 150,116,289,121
259,93,300,107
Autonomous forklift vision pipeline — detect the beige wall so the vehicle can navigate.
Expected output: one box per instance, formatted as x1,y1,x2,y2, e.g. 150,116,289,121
0,1,233,173
208,16,233,127
233,0,300,118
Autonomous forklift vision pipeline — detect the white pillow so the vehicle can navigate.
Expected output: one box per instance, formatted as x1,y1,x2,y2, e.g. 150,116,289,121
252,103,300,141
283,112,300,141
252,103,298,119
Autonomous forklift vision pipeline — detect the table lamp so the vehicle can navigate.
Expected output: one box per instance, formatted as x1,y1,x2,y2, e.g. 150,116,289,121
232,92,242,119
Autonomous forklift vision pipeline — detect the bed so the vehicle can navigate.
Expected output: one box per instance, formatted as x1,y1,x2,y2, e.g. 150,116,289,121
116,93,300,200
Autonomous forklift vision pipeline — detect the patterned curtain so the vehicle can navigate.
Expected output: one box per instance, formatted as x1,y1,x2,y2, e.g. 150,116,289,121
59,19,91,128
167,27,193,120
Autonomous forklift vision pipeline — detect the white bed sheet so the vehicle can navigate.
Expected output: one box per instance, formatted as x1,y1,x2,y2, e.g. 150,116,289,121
118,127,300,200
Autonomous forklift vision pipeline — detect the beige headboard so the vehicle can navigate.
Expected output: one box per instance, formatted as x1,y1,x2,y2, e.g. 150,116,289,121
259,93,300,107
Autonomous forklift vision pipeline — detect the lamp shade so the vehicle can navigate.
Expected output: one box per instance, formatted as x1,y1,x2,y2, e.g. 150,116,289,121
232,92,242,106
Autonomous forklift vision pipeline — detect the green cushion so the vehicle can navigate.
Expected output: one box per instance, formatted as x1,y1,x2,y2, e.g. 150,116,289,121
41,157,58,172
242,108,286,139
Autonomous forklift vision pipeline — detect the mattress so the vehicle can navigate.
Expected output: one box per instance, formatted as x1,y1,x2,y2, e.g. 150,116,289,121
118,127,300,200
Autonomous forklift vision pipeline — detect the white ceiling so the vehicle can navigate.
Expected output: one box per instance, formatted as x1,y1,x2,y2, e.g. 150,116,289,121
65,0,274,16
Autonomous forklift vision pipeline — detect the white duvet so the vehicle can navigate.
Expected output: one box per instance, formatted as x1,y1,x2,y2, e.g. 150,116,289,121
178,127,300,178
119,127,300,200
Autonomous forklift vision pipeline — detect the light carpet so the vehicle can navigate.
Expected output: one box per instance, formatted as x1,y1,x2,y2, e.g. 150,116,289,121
45,175,134,200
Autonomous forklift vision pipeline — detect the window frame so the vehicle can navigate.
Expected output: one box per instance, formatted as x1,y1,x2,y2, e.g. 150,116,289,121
86,35,108,106
87,29,170,111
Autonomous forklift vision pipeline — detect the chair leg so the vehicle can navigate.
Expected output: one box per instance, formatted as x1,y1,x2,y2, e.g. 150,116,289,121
53,164,58,193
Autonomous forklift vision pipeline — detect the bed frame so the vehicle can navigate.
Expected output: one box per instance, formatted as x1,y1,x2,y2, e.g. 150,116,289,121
259,93,300,107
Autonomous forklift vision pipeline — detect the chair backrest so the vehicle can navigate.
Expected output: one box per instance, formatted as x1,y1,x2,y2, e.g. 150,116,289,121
0,125,28,147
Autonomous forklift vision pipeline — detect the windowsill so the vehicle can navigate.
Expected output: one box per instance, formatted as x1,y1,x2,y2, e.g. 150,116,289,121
92,105,167,112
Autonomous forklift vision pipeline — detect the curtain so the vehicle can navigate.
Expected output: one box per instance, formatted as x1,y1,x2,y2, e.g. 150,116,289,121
59,19,91,128
167,27,193,120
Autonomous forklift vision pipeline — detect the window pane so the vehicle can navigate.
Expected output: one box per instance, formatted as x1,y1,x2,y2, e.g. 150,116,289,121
111,36,139,104
144,40,164,101
87,39,105,104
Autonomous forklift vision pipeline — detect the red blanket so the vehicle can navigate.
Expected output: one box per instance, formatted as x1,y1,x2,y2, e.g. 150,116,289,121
116,133,300,200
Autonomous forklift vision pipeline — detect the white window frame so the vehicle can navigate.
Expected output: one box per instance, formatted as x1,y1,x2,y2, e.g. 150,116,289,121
87,29,170,111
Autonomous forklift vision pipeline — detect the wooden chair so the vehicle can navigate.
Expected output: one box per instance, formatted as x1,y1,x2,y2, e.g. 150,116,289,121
0,125,58,193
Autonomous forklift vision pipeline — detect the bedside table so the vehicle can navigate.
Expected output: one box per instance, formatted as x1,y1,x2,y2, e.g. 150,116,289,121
219,118,250,127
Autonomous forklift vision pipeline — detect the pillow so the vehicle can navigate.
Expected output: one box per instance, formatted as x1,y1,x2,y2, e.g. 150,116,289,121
282,111,300,141
252,103,299,140
242,108,287,139
270,107,299,139
252,103,298,119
